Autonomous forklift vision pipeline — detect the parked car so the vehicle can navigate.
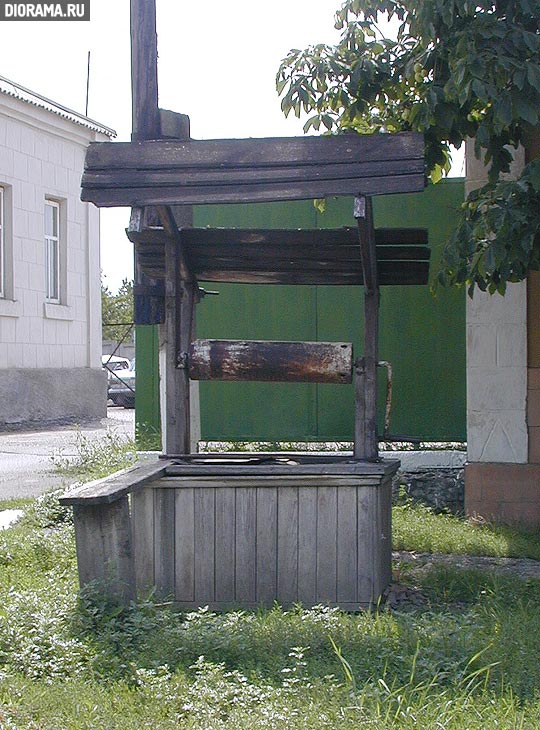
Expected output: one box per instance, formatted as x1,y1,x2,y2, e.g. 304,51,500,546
107,359,135,408
102,355,131,401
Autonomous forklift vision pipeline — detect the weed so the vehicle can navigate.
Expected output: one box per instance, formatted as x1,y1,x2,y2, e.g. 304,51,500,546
50,428,137,482
0,445,540,727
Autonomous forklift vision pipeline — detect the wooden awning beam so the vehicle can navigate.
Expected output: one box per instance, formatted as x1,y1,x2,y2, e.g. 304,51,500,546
127,225,430,286
81,132,425,207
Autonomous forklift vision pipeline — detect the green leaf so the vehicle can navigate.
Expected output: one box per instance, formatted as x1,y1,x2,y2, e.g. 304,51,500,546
429,164,444,184
526,62,540,93
496,95,513,127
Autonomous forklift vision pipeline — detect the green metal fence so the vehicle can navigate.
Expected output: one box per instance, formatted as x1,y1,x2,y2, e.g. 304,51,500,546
136,179,465,443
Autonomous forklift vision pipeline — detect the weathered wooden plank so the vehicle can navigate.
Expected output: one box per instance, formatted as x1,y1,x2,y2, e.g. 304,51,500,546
83,157,424,190
134,265,430,287
357,488,375,605
183,254,428,275
59,460,169,506
86,132,423,169
192,260,429,278
277,487,298,605
214,487,236,603
154,488,175,598
131,487,155,593
297,487,317,607
82,172,426,207
377,477,393,595
134,241,430,266
174,487,195,601
158,476,379,488
73,497,136,603
131,225,429,247
194,488,215,603
336,487,358,604
256,487,278,605
129,226,429,249
316,487,338,603
188,339,353,384
184,246,430,266
235,488,257,602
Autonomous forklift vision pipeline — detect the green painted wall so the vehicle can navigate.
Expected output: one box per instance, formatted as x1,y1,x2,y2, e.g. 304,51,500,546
135,324,161,449
136,179,465,443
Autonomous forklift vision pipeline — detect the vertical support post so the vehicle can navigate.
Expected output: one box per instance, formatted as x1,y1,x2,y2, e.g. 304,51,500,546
130,0,196,454
161,230,196,454
354,196,379,461
130,0,161,328
130,0,160,142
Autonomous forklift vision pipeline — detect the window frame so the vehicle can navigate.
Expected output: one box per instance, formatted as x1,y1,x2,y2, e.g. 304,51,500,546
45,198,61,304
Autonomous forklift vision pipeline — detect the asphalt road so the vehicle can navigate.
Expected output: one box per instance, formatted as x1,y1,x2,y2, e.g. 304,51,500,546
0,407,136,500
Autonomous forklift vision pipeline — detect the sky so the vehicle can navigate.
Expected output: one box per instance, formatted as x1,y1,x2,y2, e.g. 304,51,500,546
0,0,464,291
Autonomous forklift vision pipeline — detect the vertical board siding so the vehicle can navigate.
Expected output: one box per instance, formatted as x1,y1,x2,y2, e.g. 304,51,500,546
256,487,278,604
235,488,257,601
154,489,176,597
194,488,216,603
277,486,299,604
133,477,392,609
174,488,195,601
379,478,393,591
337,487,358,603
131,488,155,593
316,487,338,603
357,489,375,604
297,487,317,606
215,487,236,603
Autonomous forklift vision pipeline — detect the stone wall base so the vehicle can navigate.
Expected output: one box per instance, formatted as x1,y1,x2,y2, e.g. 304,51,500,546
393,468,464,514
0,368,107,430
465,462,540,527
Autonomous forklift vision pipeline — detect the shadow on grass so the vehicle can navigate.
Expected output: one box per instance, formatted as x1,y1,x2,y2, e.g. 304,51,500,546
70,567,540,701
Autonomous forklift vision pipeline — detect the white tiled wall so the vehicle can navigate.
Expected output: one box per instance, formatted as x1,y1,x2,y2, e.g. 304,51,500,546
0,95,105,371
466,142,528,463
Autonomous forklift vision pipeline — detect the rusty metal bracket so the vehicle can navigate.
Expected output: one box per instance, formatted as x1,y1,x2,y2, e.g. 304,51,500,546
176,351,188,369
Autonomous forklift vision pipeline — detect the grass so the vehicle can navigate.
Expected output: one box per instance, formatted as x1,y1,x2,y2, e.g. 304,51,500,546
1,483,540,727
393,500,540,559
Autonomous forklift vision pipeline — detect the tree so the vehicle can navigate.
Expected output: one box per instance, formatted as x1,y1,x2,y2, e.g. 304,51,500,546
277,0,540,294
101,278,134,343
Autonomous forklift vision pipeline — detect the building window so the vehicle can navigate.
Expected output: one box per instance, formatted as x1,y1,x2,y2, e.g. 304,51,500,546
45,199,60,303
0,186,4,299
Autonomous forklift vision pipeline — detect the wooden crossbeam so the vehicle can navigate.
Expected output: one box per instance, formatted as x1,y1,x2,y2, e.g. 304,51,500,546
128,225,430,285
82,133,425,207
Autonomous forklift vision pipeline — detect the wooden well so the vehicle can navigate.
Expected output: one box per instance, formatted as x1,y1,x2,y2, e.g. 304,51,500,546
61,456,398,609
60,0,428,610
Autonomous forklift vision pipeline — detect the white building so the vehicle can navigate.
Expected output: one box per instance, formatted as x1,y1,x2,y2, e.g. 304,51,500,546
0,75,115,429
